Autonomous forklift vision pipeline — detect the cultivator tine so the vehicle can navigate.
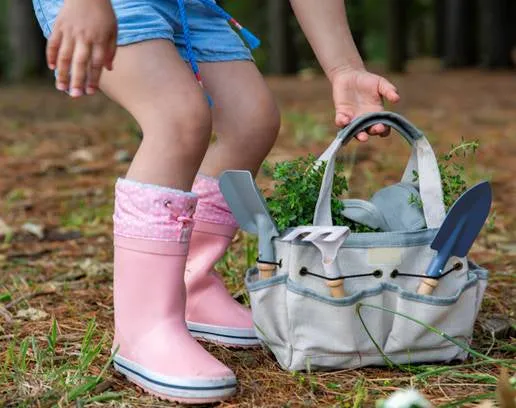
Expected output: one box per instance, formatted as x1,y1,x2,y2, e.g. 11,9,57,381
282,226,351,298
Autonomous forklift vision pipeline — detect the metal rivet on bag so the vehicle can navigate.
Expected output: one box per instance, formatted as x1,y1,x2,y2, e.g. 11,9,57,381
299,267,308,276
373,269,383,278
390,269,399,278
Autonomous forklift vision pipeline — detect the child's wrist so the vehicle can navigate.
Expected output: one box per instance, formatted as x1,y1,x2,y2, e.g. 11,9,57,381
327,62,365,83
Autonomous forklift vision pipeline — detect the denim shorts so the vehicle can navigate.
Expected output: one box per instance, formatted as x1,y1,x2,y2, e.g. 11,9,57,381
32,0,253,63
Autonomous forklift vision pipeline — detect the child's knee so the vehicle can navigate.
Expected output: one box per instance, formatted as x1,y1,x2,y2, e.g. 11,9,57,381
140,92,212,148
235,97,280,148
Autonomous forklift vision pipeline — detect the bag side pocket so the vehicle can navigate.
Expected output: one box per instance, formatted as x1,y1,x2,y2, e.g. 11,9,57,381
383,275,480,363
246,268,291,368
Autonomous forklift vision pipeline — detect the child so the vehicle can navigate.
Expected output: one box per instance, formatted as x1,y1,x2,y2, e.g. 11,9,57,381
33,0,400,403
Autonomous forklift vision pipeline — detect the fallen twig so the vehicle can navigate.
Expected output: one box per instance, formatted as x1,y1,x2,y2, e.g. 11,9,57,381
0,305,13,322
5,289,56,310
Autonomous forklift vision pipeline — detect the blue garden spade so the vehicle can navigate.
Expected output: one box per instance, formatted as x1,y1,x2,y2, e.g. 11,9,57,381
417,181,492,295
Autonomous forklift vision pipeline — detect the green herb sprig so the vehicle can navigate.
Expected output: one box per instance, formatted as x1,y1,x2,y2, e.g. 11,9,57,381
263,154,376,232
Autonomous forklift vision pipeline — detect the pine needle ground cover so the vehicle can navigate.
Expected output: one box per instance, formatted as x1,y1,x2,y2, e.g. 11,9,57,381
1,70,515,407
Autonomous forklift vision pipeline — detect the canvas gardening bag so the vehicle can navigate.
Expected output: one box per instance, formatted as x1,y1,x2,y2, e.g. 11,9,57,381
245,111,488,371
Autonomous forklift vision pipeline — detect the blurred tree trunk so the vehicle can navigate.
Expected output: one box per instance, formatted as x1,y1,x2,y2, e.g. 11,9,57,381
347,0,365,60
478,0,513,68
433,0,445,57
443,0,477,67
267,0,297,74
7,0,46,81
386,0,407,72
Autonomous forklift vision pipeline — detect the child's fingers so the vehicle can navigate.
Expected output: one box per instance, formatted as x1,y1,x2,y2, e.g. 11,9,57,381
379,127,391,137
335,112,352,128
70,41,92,97
56,36,75,91
356,131,369,142
105,35,117,71
369,123,387,135
86,45,106,95
47,30,62,70
378,78,400,103
334,106,354,128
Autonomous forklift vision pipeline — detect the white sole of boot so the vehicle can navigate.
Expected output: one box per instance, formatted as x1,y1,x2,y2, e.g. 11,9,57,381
187,321,261,347
113,355,237,403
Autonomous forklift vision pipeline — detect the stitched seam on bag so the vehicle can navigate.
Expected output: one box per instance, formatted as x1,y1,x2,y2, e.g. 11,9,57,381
383,335,470,356
285,277,481,307
279,229,438,248
285,242,295,368
246,271,287,292
295,340,468,359
468,261,488,279
287,279,384,306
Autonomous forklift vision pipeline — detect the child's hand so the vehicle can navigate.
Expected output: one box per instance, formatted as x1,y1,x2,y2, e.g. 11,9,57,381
331,68,400,142
47,0,117,97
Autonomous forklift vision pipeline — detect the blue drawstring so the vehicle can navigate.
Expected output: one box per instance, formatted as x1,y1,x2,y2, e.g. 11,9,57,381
176,0,261,107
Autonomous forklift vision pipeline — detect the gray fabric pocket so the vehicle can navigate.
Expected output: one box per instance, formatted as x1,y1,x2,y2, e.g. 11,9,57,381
245,263,488,371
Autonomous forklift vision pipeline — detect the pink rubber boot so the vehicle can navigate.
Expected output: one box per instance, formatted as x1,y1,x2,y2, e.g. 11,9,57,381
112,178,237,403
185,174,259,347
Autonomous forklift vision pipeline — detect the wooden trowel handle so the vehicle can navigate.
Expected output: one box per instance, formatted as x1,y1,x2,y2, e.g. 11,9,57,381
257,262,276,279
416,277,439,295
326,279,346,298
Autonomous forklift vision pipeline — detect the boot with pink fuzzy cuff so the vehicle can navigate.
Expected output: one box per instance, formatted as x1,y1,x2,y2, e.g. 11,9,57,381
112,178,237,404
184,174,260,347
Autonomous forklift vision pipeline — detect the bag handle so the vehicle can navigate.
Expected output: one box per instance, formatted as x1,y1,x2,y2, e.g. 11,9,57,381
313,111,446,228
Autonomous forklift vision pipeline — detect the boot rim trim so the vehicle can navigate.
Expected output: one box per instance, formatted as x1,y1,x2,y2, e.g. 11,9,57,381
117,178,197,198
193,220,237,238
114,235,189,255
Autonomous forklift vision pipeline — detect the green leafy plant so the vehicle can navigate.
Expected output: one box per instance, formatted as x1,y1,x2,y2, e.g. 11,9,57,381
439,139,479,209
411,138,479,210
263,154,376,232
264,139,480,232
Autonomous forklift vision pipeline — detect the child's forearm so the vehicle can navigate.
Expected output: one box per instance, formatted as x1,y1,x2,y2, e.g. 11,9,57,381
289,0,364,81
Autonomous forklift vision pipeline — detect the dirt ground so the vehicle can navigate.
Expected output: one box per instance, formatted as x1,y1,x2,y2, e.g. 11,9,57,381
0,66,515,407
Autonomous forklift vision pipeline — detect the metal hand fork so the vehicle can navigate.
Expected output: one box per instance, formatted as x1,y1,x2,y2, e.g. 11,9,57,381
282,226,351,297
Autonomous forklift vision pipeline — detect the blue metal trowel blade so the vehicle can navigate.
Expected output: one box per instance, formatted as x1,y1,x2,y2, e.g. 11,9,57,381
425,181,492,278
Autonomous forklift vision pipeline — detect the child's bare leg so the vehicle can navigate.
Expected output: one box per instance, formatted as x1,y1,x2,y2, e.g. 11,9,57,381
198,60,280,177
100,39,212,189
183,61,279,347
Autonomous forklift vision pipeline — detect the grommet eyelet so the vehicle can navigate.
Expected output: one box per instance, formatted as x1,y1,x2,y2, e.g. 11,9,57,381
390,269,399,278
373,269,383,278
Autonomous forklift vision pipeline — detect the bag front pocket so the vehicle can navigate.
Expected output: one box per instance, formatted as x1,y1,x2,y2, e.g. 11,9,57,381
286,280,389,370
383,278,480,363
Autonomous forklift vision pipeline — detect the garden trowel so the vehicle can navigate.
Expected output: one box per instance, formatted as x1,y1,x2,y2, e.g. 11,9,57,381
417,181,492,295
219,170,280,279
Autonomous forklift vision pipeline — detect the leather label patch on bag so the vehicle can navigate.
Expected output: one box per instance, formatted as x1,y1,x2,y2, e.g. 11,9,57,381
367,247,403,265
